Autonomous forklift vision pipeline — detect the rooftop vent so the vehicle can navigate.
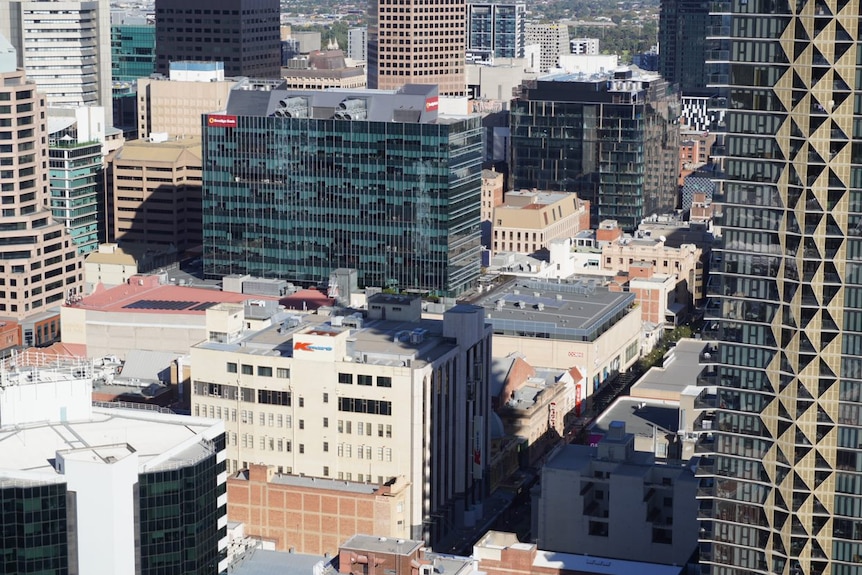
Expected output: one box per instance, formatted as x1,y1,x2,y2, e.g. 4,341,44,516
334,98,367,120
273,97,309,118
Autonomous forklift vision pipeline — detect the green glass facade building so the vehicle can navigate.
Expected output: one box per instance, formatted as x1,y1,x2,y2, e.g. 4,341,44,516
111,23,157,84
202,85,484,296
511,69,681,231
696,0,862,574
48,139,103,256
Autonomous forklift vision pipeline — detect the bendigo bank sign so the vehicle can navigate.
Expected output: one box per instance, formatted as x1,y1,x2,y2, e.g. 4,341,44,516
207,114,238,128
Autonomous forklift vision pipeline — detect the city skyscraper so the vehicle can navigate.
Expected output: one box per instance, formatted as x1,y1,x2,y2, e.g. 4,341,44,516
0,0,113,127
511,68,680,230
154,0,281,78
466,2,526,61
201,85,483,296
698,1,862,575
658,0,710,95
0,35,83,320
366,0,467,95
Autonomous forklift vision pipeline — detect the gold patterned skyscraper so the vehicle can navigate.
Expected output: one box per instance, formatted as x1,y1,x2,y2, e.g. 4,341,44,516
699,0,862,574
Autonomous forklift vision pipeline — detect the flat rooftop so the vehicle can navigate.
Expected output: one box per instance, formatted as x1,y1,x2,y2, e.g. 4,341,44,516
533,549,684,575
197,316,457,368
229,549,328,575
0,407,219,484
340,534,423,556
225,84,448,124
593,397,680,439
631,339,707,400
473,279,635,341
69,275,278,315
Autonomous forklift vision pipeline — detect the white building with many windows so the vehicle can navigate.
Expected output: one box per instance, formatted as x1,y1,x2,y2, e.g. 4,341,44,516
191,293,492,545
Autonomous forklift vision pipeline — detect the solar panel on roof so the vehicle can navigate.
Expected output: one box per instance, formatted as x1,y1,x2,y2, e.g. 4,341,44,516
122,300,197,311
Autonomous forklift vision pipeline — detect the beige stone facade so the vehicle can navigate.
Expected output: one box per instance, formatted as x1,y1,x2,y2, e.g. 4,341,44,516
0,68,83,319
107,136,203,250
369,0,466,96
492,191,590,255
481,169,504,223
137,77,236,138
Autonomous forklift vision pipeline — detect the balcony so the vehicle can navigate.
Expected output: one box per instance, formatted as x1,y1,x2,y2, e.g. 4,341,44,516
693,412,717,432
695,435,716,454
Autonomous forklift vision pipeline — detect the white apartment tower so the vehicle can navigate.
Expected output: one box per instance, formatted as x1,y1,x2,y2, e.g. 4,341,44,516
191,294,492,546
0,0,113,127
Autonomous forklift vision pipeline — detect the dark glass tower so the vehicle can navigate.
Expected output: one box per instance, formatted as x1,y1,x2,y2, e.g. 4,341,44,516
658,0,711,95
698,0,862,574
154,0,281,78
202,85,484,297
511,70,680,230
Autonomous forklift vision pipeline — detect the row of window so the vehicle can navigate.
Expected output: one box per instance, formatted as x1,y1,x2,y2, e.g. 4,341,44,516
227,362,290,378
338,373,392,387
229,433,394,463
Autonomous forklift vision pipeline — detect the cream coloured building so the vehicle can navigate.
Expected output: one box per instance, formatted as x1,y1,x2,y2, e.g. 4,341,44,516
83,243,138,293
492,190,590,255
190,293,491,546
137,63,237,138
473,279,642,397
107,135,202,250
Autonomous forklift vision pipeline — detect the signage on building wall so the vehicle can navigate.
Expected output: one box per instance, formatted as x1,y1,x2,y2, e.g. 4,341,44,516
568,350,584,358
575,384,582,417
549,401,557,428
425,97,439,112
207,114,238,128
293,342,333,352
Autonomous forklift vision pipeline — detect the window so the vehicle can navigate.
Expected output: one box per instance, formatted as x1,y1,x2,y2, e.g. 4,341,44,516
338,373,353,384
299,397,305,408
358,374,373,386
386,424,392,438
338,397,393,415
299,419,305,430
323,392,329,403
276,367,290,378
258,389,291,406
323,466,330,477
323,417,329,428
377,376,392,387
286,441,292,452
227,362,237,373
323,442,329,452
257,366,272,377
299,444,305,454
338,419,344,433
589,521,609,537
358,421,364,436
241,364,253,375
259,413,265,425
378,424,384,437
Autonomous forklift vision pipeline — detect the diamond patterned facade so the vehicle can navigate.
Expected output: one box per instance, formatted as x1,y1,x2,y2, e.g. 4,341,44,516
699,0,862,574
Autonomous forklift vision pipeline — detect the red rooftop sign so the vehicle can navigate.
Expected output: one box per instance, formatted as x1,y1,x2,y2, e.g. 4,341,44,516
425,97,439,112
207,114,237,128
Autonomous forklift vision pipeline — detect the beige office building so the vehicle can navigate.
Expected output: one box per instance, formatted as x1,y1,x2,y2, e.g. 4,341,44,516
191,294,491,545
492,190,590,255
107,135,203,250
367,0,467,96
525,23,570,72
0,56,83,319
137,65,237,138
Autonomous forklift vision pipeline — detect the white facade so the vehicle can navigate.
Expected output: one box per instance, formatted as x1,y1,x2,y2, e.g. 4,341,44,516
525,23,569,72
0,351,228,575
347,27,367,63
570,37,599,55
0,0,113,127
191,294,492,543
557,53,619,75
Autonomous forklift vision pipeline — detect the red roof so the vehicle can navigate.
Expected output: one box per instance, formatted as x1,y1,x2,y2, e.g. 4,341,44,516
279,289,335,311
69,275,278,314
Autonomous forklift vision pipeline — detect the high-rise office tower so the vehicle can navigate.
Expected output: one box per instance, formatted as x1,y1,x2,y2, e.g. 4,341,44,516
0,36,84,319
367,0,467,95
525,23,570,73
511,68,680,230
0,0,113,127
202,85,483,296
698,1,862,574
658,0,710,95
347,27,367,62
110,14,156,83
154,0,281,79
466,3,526,61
